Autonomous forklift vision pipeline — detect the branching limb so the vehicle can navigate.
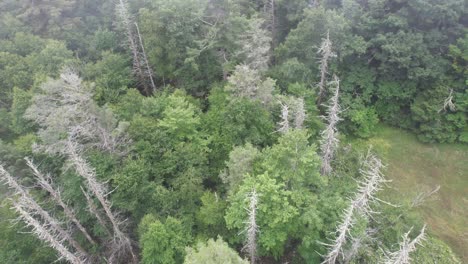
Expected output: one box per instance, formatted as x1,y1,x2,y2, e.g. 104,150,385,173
383,225,426,264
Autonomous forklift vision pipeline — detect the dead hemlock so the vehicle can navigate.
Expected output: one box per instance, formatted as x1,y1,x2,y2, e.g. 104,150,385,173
0,165,89,262
317,31,336,104
263,0,276,50
277,97,306,133
383,225,426,264
25,158,97,246
116,0,156,95
321,153,386,264
242,189,259,264
438,89,456,113
25,68,130,156
320,75,341,176
278,102,290,134
294,98,306,129
13,203,85,264
66,140,137,263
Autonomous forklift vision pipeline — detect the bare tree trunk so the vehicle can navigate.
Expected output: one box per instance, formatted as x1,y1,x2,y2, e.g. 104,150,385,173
65,140,137,263
243,189,259,264
263,0,276,62
317,31,335,104
322,205,354,264
320,75,341,176
278,102,290,134
25,158,97,246
0,165,89,259
294,97,306,129
322,152,386,264
12,203,85,264
116,0,153,96
81,186,112,237
135,22,156,93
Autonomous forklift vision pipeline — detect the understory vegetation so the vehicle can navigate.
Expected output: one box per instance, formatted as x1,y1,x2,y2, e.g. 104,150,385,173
0,0,466,263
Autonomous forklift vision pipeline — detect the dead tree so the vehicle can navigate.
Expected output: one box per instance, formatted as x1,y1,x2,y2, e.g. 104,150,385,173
0,165,88,260
263,0,276,51
317,31,336,104
25,68,130,155
322,206,355,264
238,18,272,72
80,186,112,237
320,75,341,176
278,102,290,134
116,0,155,95
438,89,456,113
65,140,137,263
353,152,386,216
242,189,259,264
294,97,306,129
322,152,386,264
383,225,426,264
12,202,85,264
25,158,97,246
135,22,156,93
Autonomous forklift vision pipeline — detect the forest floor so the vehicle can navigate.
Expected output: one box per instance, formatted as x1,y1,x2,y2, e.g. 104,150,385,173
362,125,468,262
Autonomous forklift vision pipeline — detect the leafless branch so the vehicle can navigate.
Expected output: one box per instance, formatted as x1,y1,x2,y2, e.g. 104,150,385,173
383,225,426,264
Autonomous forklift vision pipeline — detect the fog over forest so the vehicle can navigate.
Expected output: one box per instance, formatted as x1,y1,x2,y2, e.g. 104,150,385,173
0,0,466,263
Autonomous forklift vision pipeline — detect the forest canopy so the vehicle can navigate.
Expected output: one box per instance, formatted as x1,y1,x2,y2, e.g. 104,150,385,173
0,0,466,263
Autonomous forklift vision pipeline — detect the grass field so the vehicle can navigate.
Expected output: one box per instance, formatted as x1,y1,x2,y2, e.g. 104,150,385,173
359,126,468,262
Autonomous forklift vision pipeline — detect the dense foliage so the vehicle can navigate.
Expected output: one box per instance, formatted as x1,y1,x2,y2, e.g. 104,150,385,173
0,0,465,263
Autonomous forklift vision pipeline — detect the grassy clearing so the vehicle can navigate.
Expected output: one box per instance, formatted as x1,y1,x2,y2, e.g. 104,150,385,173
356,125,468,262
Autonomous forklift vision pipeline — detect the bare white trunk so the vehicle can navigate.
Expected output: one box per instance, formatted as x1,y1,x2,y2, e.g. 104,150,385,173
320,75,341,176
65,140,137,263
317,31,335,104
80,186,112,237
322,152,386,263
322,205,354,264
438,89,456,113
243,189,259,264
294,97,306,129
116,0,154,95
25,157,97,246
278,102,290,134
13,203,85,264
135,22,156,92
0,165,88,260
